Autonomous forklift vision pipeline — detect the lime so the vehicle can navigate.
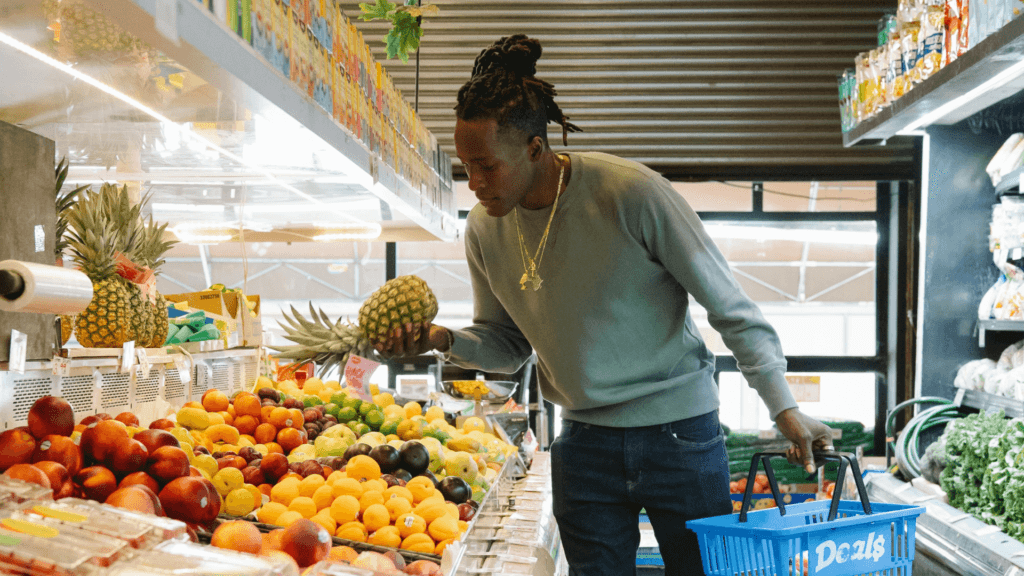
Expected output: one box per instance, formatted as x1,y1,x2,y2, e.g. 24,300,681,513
330,392,349,406
358,402,377,418
379,418,401,437
364,410,385,431
337,406,357,422
352,423,371,437
346,420,361,431
303,395,324,408
323,403,341,419
342,397,363,414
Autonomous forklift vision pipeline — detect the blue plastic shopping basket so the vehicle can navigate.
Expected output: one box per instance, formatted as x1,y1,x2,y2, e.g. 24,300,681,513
687,451,925,576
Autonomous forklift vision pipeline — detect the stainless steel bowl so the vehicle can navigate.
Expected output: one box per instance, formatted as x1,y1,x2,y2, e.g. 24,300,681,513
441,380,518,402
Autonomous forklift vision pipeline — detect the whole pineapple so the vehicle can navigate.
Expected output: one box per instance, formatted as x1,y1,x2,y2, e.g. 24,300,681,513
65,191,130,348
98,184,149,345
136,214,176,347
54,158,87,347
274,275,438,375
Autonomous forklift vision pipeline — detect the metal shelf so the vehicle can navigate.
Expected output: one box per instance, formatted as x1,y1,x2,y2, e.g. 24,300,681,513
996,167,1024,196
953,387,1024,419
844,15,1024,146
978,319,1024,346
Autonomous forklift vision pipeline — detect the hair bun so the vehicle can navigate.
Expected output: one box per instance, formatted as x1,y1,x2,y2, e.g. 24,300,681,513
473,34,543,78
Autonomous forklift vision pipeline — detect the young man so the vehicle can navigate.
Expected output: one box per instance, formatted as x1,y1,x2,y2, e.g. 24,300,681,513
378,34,835,576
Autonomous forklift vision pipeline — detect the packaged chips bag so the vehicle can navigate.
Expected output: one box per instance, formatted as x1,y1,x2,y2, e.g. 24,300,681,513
887,29,906,101
945,0,962,65
918,0,945,80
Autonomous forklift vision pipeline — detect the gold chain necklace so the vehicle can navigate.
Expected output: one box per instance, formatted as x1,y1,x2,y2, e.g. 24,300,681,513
513,156,566,291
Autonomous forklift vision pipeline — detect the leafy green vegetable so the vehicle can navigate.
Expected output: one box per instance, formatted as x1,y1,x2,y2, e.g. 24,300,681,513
358,0,437,63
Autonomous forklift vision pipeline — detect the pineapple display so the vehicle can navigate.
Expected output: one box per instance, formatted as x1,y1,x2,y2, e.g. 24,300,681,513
98,184,149,345
136,214,176,347
64,190,130,348
54,158,87,347
274,275,438,375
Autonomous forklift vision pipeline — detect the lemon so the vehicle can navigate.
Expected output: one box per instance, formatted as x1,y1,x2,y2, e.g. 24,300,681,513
397,419,424,441
403,401,422,419
288,496,318,519
225,488,256,516
463,417,486,434
271,478,301,505
304,377,325,396
424,406,445,423
383,405,405,420
212,468,245,497
193,454,219,479
257,502,288,524
373,392,395,408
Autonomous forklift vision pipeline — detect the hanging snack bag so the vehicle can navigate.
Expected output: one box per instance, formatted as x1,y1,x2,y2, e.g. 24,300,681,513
919,1,945,80
945,0,962,65
960,0,971,54
900,20,922,84
887,28,906,101
874,45,891,108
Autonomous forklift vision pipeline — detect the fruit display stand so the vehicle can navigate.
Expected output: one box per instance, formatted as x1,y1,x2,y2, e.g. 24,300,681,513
0,347,261,430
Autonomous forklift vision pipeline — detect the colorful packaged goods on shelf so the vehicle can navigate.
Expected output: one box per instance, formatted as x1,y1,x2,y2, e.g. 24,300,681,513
842,0,1024,130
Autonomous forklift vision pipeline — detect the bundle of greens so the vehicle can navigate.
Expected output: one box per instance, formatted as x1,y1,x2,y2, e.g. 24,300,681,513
941,412,1009,513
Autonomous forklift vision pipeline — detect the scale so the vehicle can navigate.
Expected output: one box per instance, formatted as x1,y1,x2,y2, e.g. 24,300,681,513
440,380,519,422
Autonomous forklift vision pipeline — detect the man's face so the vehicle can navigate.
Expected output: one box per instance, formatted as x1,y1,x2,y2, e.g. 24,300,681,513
454,118,534,218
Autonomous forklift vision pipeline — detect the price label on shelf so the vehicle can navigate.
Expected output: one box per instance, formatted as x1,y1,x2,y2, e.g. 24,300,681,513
9,330,26,374
121,341,135,373
51,355,71,377
136,348,152,379
174,356,190,384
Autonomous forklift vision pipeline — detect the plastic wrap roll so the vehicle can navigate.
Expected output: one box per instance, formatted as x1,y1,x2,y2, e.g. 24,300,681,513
0,260,93,314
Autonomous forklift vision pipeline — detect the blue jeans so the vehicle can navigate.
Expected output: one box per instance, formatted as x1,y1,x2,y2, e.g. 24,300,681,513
550,411,732,576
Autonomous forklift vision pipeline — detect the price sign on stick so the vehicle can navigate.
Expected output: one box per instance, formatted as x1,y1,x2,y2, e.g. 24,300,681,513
343,355,380,400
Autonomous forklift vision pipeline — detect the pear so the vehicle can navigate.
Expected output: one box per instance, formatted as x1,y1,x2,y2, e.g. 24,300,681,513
444,452,478,483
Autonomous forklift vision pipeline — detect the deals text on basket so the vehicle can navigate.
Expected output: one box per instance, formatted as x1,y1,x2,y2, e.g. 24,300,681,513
814,531,886,572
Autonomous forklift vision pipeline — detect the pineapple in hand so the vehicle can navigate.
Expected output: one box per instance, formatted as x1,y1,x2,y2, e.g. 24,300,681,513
273,275,440,375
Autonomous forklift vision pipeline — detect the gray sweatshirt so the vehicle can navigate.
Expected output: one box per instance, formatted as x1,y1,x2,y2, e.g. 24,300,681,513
449,151,797,427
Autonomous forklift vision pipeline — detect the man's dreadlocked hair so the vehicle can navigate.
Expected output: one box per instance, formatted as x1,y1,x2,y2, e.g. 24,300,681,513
455,34,581,147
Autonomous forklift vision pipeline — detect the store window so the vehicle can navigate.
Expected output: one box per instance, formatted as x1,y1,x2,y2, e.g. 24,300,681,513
717,372,877,431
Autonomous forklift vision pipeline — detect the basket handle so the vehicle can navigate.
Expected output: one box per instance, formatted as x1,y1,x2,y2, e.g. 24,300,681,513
738,451,872,523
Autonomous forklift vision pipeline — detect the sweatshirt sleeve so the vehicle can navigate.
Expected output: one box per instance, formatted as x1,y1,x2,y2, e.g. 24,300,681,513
448,213,534,374
636,175,798,420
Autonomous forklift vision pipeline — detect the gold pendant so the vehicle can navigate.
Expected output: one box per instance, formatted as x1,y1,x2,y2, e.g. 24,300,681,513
520,273,529,290
531,274,543,291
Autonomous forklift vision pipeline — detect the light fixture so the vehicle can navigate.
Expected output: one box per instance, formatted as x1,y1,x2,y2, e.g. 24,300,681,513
312,223,383,241
327,263,349,273
171,224,235,245
703,224,877,246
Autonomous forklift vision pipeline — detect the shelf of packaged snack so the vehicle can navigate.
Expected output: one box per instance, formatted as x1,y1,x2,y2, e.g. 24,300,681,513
866,472,1024,575
978,319,1024,347
953,387,1024,418
0,0,457,243
843,15,1024,147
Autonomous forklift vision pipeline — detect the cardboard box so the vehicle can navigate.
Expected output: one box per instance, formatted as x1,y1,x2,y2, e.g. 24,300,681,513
163,290,262,347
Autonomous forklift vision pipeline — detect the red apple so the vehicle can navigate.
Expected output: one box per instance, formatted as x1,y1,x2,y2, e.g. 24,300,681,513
0,428,36,472
133,429,180,455
32,435,83,477
147,446,190,485
27,396,75,440
107,439,148,477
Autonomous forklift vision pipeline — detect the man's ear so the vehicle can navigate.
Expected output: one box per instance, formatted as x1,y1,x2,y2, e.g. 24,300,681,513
528,136,546,162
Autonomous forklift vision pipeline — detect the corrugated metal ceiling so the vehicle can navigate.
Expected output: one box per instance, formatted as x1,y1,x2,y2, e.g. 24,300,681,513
340,0,916,181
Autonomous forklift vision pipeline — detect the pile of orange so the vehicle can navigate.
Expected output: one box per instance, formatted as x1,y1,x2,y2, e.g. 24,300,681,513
191,391,307,457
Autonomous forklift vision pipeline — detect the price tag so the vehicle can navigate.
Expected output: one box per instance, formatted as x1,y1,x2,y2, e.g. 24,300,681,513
9,330,27,374
343,355,380,400
52,355,71,377
515,500,543,511
154,0,179,43
174,356,191,384
121,341,135,373
136,348,152,379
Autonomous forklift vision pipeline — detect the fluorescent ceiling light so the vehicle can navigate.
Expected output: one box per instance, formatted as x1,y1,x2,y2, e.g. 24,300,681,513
152,203,227,214
0,30,376,228
704,224,877,246
312,223,383,241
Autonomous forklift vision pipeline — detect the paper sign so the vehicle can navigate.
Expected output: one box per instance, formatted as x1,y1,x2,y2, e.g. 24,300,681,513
786,375,821,402
52,355,71,377
343,355,380,399
173,356,190,384
121,341,135,373
9,330,26,374
136,349,152,379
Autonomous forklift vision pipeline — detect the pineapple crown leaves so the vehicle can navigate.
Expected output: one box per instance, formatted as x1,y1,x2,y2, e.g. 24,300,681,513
97,183,148,258
64,189,120,279
271,303,376,377
138,214,177,271
55,158,89,259
359,0,438,63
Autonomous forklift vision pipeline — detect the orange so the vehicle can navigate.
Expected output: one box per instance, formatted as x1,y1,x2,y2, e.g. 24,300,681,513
299,474,326,498
406,477,435,503
274,510,304,527
363,478,388,493
335,521,367,542
359,490,385,512
254,423,277,445
227,404,236,419
240,434,256,446
210,520,262,554
234,393,263,419
362,503,390,532
458,520,468,534
277,428,307,454
329,495,360,524
435,538,455,556
368,525,402,548
257,502,288,525
396,513,426,538
445,502,460,520
346,455,381,482
261,529,284,553
329,546,359,562
269,407,294,429
264,442,284,455
217,411,234,426
413,499,448,524
260,405,276,424
183,401,203,409
332,478,364,499
280,472,303,482
258,483,274,498
288,409,305,429
243,484,263,507
203,390,230,413
271,478,301,505
234,415,258,436
385,497,412,521
326,471,347,485
312,485,335,511
310,509,337,535
384,486,414,505
401,533,436,554
288,496,318,519
428,516,459,542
